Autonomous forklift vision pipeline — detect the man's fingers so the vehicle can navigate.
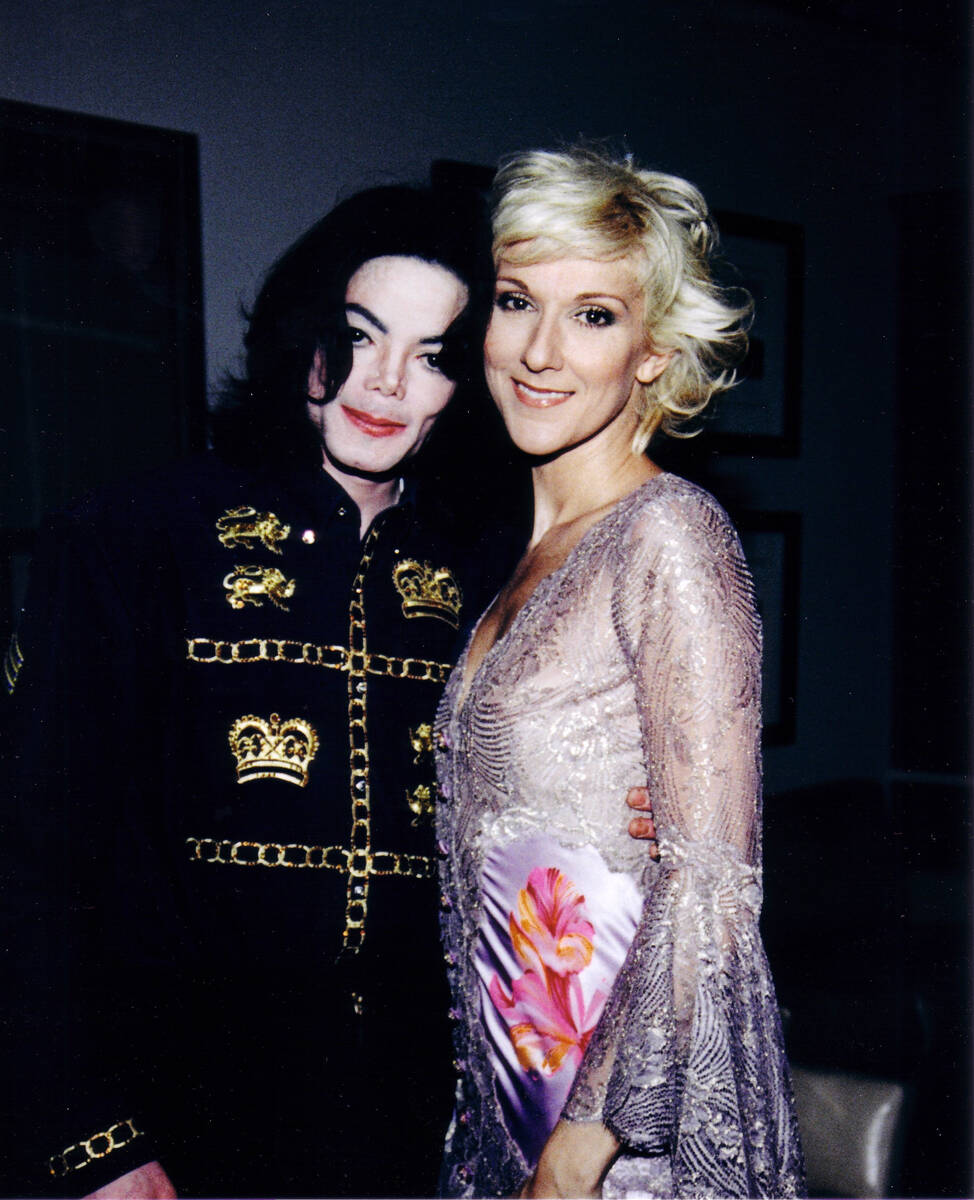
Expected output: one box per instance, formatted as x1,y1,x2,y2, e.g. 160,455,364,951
627,789,659,859
625,786,651,811
628,816,660,860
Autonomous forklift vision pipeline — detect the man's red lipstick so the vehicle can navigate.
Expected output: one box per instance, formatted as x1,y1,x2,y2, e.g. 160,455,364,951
341,405,407,437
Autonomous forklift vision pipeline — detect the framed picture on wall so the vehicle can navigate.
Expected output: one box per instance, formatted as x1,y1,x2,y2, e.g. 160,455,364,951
737,511,801,745
0,98,205,527
0,97,205,654
707,212,804,457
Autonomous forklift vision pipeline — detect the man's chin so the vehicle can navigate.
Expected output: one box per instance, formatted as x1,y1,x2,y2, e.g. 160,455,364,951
321,445,408,486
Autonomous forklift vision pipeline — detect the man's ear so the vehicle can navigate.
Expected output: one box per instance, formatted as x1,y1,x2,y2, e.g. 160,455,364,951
635,347,674,386
307,348,327,402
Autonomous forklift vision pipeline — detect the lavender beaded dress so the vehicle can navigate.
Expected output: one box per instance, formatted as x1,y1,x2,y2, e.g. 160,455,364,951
434,474,805,1198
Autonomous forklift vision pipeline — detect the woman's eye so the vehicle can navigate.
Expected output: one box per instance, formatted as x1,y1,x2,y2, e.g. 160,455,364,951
578,306,615,327
495,291,531,313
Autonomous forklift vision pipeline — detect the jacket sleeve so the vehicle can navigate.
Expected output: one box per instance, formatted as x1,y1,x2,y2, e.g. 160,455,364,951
1,510,163,1196
561,493,804,1198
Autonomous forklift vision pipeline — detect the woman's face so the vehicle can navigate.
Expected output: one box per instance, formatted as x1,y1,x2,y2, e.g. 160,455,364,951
307,255,468,478
484,251,670,460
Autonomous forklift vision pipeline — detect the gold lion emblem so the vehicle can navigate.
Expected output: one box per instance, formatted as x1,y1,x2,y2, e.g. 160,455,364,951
216,506,290,554
223,565,296,610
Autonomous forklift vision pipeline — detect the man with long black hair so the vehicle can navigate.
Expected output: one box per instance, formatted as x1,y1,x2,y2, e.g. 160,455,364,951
2,181,657,1200
2,184,510,1198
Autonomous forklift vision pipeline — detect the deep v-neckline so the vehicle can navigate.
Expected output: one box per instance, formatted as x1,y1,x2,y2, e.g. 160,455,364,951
454,473,670,715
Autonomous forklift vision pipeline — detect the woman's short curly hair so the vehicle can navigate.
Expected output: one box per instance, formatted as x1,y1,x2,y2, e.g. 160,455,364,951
490,146,750,452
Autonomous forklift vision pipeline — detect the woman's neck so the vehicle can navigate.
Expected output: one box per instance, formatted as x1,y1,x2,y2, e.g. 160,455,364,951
528,430,660,546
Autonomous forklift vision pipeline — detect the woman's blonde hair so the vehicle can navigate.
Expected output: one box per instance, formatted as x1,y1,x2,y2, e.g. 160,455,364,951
491,146,750,452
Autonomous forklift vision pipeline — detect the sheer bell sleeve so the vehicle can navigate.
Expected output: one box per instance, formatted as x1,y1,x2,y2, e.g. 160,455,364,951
562,488,804,1198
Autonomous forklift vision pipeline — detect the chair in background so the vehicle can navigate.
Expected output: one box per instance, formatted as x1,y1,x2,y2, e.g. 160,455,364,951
790,1066,912,1198
763,779,922,1196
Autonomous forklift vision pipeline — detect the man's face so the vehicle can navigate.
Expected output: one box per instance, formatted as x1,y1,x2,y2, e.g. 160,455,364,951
307,255,468,479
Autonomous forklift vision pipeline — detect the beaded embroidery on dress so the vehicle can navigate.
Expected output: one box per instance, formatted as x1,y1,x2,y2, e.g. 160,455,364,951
435,473,805,1198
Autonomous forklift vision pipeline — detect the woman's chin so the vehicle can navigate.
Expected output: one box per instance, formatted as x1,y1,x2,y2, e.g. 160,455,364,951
501,423,572,460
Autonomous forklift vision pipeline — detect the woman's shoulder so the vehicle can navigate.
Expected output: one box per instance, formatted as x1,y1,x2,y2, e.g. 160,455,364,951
616,471,741,561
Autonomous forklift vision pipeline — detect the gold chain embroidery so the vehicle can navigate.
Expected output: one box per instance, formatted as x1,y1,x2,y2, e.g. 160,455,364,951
4,633,24,695
186,837,433,878
187,530,448,953
48,1119,142,1178
343,525,381,953
185,638,451,684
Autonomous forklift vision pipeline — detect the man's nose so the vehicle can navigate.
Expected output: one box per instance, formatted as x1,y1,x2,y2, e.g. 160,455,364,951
369,348,406,397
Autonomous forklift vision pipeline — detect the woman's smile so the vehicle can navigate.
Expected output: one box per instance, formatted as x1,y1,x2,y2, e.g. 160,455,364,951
511,379,574,408
484,254,670,461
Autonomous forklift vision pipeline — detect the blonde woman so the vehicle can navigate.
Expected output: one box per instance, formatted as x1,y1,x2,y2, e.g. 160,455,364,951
434,148,805,1198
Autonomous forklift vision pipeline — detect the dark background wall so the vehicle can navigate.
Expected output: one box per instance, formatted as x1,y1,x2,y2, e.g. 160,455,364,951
1,0,966,794
1,0,969,1194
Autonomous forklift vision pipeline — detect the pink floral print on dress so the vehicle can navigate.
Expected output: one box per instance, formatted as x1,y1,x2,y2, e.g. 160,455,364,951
488,866,606,1076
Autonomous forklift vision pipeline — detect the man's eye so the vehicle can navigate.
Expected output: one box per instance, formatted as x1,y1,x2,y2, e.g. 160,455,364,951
349,327,371,345
578,306,615,327
423,351,445,373
495,292,530,312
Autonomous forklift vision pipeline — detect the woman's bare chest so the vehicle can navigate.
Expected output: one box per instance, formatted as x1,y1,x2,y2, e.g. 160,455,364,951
463,532,581,687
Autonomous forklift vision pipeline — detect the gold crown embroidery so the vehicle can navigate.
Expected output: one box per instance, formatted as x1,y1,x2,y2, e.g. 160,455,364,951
228,712,319,787
392,560,462,629
216,506,290,554
223,565,296,610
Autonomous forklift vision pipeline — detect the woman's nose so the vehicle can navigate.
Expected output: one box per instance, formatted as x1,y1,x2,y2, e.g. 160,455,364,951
521,316,562,373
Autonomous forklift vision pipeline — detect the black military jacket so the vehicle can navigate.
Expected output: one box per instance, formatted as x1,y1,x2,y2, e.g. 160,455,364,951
1,455,511,1197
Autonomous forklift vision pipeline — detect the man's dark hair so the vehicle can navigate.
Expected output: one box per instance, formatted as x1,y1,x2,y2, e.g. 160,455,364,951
211,184,492,470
